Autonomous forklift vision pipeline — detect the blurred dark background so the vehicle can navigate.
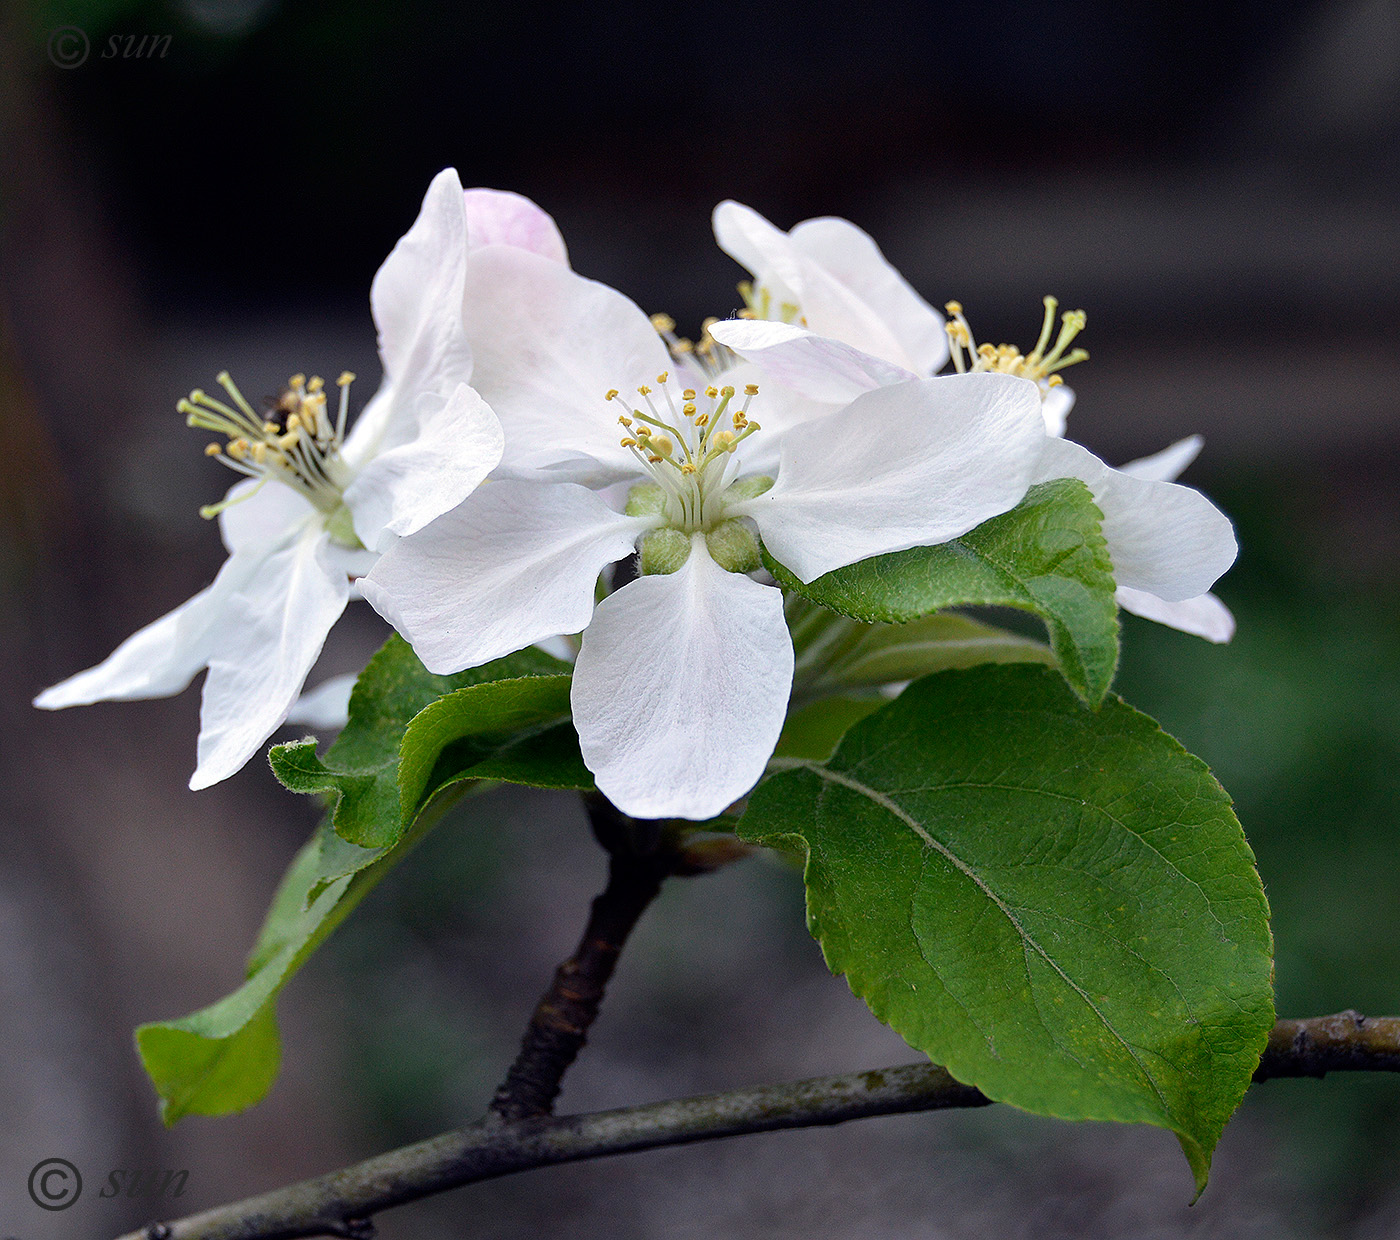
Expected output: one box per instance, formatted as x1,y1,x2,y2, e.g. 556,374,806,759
2,0,1398,1235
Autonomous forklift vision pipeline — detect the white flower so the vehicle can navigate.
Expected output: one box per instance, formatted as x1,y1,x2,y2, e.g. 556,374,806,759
33,168,523,788
712,200,950,378
710,204,1236,642
362,246,1047,819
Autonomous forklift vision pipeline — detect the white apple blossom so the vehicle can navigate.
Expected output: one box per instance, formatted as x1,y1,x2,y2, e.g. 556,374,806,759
362,245,1047,820
709,204,1235,642
32,168,537,788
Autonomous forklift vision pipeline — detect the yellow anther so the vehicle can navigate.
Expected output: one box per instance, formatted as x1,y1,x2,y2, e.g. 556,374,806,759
637,385,652,396
285,413,302,432
263,420,279,434
673,338,694,354
307,376,325,393
337,371,355,387
636,425,651,437
680,463,697,475
657,371,669,384
944,301,963,315
695,414,710,427
1047,375,1063,388
720,385,735,398
228,439,250,460
204,442,222,456
737,309,757,319
705,386,718,398
621,437,638,448
682,402,697,417
605,388,620,401
617,414,633,427
744,384,759,396
650,313,676,333
289,373,305,389
682,389,696,400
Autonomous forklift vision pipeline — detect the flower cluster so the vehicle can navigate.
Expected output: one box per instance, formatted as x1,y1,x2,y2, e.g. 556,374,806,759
36,172,1237,817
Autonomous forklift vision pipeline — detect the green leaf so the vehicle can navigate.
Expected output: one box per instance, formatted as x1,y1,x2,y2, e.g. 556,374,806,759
741,664,1273,1192
269,636,588,847
767,479,1120,704
792,609,1054,699
775,697,888,763
137,804,445,1123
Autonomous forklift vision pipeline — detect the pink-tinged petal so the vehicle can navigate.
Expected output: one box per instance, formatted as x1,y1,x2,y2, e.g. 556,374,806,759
191,526,350,788
789,215,949,375
1117,435,1204,484
463,189,568,265
572,537,793,820
1032,437,1236,601
740,373,1045,582
344,382,504,551
708,319,916,405
218,477,318,554
712,201,928,373
361,479,652,674
1117,587,1235,643
461,246,673,477
1040,383,1075,437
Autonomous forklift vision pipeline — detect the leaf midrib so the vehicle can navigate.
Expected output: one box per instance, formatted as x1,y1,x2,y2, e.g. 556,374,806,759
794,760,1172,1115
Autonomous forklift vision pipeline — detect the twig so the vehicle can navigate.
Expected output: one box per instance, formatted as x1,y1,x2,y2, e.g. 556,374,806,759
118,1011,1400,1240
1254,1010,1400,1079
488,796,672,1120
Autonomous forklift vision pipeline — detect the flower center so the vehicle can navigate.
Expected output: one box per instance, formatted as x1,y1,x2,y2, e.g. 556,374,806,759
649,313,741,381
737,280,804,327
608,372,773,576
181,370,357,520
943,296,1088,393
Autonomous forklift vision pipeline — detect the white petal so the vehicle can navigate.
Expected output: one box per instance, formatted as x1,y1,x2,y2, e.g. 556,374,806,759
1032,437,1236,601
285,671,357,730
461,246,674,478
192,526,351,789
343,382,504,551
34,544,274,709
1116,587,1236,643
1040,383,1075,437
351,169,475,464
712,201,924,373
789,215,949,374
1118,434,1204,483
218,478,318,554
361,480,652,674
708,319,916,404
741,373,1045,582
572,537,793,820
463,189,568,265
369,168,472,387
